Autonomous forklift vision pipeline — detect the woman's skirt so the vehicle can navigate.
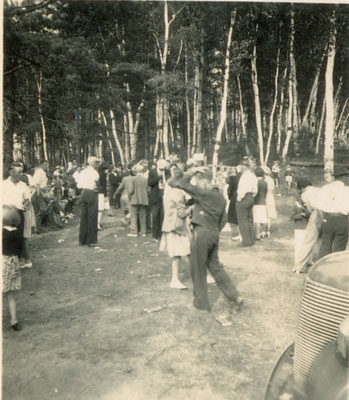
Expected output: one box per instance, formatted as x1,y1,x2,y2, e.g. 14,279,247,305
23,202,36,239
252,205,268,224
266,193,277,219
160,231,190,258
2,255,21,292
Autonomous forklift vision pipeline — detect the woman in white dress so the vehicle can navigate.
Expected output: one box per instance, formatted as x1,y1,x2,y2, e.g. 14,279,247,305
160,165,191,289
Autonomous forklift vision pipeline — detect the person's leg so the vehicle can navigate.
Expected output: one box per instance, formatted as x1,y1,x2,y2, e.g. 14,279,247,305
7,291,18,326
333,215,349,253
236,201,249,245
190,227,210,311
130,205,138,234
151,203,161,239
246,197,255,245
318,226,334,259
207,235,241,305
139,205,147,235
170,256,187,289
87,191,98,245
79,191,88,245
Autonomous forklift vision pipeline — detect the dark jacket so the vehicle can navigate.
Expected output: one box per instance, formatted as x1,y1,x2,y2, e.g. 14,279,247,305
148,168,170,206
168,174,227,232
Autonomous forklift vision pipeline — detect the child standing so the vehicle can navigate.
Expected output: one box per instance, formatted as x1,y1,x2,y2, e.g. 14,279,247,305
2,205,23,331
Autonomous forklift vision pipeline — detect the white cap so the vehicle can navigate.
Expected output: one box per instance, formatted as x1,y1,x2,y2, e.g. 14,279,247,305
87,156,100,165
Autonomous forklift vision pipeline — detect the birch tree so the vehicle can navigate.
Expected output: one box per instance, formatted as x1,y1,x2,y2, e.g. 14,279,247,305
212,10,236,176
323,11,336,176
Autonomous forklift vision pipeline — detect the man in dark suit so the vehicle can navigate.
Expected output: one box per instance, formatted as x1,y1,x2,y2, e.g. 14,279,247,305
148,159,169,241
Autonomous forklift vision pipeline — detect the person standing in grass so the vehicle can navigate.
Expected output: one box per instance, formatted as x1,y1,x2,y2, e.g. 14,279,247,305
160,164,191,290
168,166,244,312
77,156,100,246
2,205,24,331
127,165,149,237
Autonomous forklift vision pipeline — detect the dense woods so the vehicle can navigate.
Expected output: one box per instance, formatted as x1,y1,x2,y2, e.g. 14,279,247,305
3,1,349,171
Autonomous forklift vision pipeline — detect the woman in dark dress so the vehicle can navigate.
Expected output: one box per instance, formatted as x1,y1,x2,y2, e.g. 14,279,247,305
227,167,241,240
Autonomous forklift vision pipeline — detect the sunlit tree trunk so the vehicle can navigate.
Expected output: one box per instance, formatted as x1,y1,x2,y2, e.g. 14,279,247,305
276,67,287,155
212,10,236,177
315,95,326,155
185,44,191,158
104,110,125,167
265,45,280,165
251,39,264,165
36,71,48,162
323,12,336,177
236,74,250,155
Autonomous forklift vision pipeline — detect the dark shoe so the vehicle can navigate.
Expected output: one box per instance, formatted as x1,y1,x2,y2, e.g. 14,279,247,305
12,323,22,331
228,297,244,313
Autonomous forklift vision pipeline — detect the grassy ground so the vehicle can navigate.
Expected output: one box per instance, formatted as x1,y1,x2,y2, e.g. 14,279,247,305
3,169,328,400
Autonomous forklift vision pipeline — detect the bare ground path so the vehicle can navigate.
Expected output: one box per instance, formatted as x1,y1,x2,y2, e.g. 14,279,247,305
2,196,305,400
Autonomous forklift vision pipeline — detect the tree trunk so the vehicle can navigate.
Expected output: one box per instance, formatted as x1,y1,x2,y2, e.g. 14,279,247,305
265,45,280,165
323,12,336,177
104,110,125,167
192,66,198,153
185,44,191,159
289,6,300,152
212,10,236,177
315,95,326,155
251,40,264,165
282,54,294,162
301,49,325,130
36,71,48,162
277,67,287,155
236,74,250,155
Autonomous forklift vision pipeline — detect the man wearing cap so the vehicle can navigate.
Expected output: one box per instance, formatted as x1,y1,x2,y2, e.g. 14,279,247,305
77,156,100,246
236,158,258,246
168,166,243,313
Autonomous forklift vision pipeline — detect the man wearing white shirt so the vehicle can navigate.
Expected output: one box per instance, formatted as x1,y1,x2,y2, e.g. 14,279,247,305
3,163,31,260
236,158,258,246
316,178,349,258
77,156,100,246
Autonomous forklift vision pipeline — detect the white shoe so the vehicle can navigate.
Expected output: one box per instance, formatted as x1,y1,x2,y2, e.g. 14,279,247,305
127,233,138,237
21,261,33,269
170,281,187,290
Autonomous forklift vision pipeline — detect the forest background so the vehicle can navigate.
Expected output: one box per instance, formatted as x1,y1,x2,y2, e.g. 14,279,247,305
3,0,349,174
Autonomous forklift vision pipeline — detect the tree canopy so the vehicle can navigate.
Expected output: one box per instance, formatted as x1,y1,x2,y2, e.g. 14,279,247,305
3,1,349,170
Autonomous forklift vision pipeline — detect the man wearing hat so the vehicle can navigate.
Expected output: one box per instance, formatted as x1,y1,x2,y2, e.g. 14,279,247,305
168,166,243,313
77,156,100,246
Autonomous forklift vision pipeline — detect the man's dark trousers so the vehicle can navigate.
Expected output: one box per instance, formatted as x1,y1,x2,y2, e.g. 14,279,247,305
151,202,163,240
319,213,348,258
79,189,98,245
190,225,240,311
236,193,255,246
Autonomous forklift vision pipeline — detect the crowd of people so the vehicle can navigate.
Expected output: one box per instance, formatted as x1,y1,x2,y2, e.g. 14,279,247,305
2,153,349,331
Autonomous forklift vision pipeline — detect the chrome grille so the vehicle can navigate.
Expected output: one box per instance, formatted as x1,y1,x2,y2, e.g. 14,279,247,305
294,278,349,392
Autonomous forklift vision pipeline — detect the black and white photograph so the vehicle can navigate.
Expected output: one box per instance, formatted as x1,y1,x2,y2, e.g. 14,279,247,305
2,0,349,399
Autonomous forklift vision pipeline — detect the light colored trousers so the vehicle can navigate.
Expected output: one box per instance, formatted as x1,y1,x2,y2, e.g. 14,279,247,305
294,210,322,272
130,205,147,235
